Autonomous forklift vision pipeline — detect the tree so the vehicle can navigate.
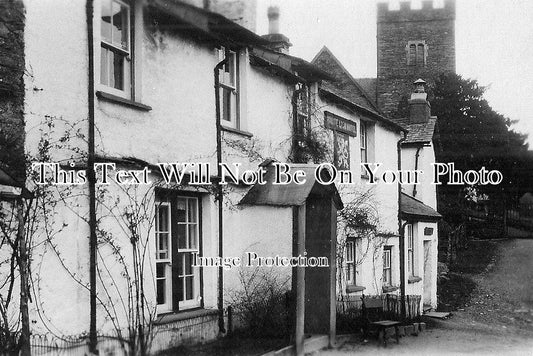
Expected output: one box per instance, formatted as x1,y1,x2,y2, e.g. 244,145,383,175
430,73,530,203
429,73,533,261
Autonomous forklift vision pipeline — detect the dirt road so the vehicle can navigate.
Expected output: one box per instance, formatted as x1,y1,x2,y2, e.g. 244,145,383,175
320,238,533,355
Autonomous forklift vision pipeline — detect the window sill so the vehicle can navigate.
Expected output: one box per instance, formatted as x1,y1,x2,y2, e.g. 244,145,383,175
383,285,399,293
345,285,365,293
408,276,422,284
221,125,253,138
154,308,217,325
96,91,152,111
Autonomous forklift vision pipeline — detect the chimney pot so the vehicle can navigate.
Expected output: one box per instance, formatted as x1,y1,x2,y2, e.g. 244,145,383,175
409,79,431,123
268,6,280,34
262,5,292,54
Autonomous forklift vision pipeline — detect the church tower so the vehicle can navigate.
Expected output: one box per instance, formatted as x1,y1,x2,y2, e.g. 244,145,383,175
376,0,456,117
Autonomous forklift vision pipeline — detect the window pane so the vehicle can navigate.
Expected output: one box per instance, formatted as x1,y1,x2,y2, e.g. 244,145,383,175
188,199,197,223
156,263,165,278
157,233,169,259
417,44,424,65
222,88,232,122
409,44,416,64
112,51,124,90
100,47,109,85
157,279,165,305
346,242,353,262
177,224,186,249
227,52,235,86
360,123,366,148
157,205,169,231
185,276,194,300
111,1,129,50
184,253,193,275
188,225,197,250
176,199,186,222
101,0,112,43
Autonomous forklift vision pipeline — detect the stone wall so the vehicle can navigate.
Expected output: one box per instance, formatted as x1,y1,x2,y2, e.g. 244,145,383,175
0,0,25,180
376,0,456,117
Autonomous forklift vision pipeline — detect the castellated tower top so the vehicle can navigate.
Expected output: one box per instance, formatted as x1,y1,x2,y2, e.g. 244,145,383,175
377,0,455,23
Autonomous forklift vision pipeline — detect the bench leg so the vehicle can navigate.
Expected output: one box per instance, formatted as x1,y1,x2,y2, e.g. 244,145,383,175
394,325,400,344
381,329,387,347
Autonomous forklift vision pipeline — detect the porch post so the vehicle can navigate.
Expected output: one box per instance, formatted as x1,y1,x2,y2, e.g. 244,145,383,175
295,204,306,356
328,202,337,347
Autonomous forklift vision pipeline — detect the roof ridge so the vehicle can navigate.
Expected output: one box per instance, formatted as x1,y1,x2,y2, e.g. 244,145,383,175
312,47,382,114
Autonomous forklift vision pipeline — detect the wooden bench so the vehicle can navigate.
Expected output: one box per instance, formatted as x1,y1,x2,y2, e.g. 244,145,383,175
361,296,400,346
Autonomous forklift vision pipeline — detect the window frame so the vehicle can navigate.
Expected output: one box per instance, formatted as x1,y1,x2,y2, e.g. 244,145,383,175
406,224,414,276
360,121,368,164
155,200,172,313
383,246,392,287
99,0,134,99
175,196,201,310
345,239,356,285
406,40,427,67
155,193,203,315
218,47,240,129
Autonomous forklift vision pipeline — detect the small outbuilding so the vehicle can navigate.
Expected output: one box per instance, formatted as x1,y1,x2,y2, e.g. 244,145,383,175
240,162,343,355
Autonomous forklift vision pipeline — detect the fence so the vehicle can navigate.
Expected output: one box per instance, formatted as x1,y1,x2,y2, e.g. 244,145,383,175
506,204,533,231
30,334,129,356
336,294,422,333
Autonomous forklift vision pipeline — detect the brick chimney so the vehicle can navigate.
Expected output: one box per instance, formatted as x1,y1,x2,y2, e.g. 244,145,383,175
261,6,292,54
408,79,431,123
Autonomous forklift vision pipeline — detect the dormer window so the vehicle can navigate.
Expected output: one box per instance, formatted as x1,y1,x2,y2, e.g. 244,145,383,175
406,41,427,66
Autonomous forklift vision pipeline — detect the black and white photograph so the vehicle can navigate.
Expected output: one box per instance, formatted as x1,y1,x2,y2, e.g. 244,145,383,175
0,0,532,355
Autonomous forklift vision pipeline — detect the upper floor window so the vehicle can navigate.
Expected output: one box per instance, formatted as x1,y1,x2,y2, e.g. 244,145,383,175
360,121,367,164
406,41,427,67
383,246,392,286
406,224,415,275
218,47,239,129
100,0,132,96
294,85,310,144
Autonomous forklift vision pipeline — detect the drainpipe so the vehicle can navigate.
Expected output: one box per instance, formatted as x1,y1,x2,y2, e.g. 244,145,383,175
412,146,422,197
397,131,407,321
86,0,98,352
214,50,228,334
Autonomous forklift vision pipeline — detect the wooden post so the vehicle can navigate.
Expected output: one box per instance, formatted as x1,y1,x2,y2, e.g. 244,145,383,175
17,198,31,356
329,202,336,348
295,205,306,356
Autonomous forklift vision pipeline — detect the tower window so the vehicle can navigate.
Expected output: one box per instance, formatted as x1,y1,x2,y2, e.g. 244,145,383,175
406,41,427,66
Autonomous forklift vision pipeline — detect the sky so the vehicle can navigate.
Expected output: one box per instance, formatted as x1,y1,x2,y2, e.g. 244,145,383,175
255,0,533,146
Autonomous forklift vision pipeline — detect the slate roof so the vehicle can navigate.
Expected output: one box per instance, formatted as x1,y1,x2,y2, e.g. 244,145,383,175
396,117,437,145
250,47,333,83
147,0,270,47
400,192,441,221
355,78,377,103
147,1,331,83
312,47,381,116
239,162,343,209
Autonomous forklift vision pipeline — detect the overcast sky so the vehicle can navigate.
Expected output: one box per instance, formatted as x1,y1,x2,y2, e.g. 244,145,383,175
255,0,533,146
